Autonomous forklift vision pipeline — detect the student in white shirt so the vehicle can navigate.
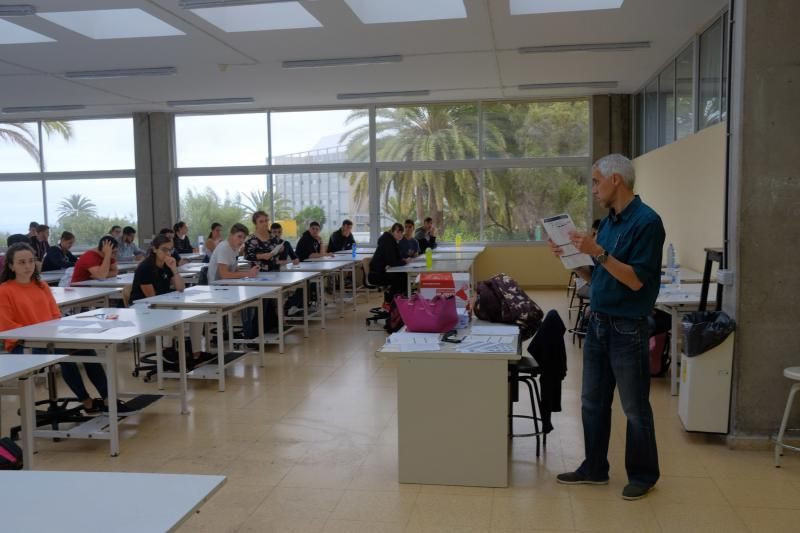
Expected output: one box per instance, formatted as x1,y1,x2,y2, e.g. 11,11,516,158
207,223,258,283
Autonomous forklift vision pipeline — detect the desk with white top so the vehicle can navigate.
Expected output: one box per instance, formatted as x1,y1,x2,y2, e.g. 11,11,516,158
0,354,70,470
286,261,355,314
136,285,277,391
116,261,139,273
660,267,704,285
0,307,208,456
409,251,480,262
72,271,192,288
40,270,65,285
51,287,121,311
378,322,520,487
435,245,486,253
387,258,476,296
0,470,225,533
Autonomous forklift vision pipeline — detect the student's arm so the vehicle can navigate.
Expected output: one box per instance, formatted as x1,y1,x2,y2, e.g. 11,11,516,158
0,289,26,331
44,285,61,320
87,242,115,279
219,264,259,279
139,284,157,298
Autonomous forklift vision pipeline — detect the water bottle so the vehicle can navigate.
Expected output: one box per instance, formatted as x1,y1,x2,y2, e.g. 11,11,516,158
534,224,543,241
351,243,357,259
455,233,462,249
197,235,205,256
666,243,675,270
425,248,433,269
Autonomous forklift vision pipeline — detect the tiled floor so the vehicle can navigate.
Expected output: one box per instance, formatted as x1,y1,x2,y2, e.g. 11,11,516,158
3,289,800,532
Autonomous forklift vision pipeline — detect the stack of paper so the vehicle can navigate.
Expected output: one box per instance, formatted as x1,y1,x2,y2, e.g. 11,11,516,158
470,324,518,335
456,339,515,353
384,332,441,352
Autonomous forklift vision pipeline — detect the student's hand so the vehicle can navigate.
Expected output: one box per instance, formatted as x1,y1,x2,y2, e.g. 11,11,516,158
404,258,413,263
292,259,300,265
429,227,436,237
568,230,603,257
247,266,259,278
101,241,114,258
547,238,564,257
179,259,189,266
164,256,177,271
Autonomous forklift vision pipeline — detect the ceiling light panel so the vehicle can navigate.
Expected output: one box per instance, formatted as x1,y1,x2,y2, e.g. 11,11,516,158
518,81,618,90
167,97,254,107
510,0,624,15
337,90,430,100
38,9,184,39
2,104,85,114
0,19,54,44
190,2,321,32
344,0,467,24
283,55,402,69
519,41,650,54
64,67,177,79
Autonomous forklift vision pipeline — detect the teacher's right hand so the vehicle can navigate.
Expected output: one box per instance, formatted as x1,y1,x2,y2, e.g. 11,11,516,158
548,238,564,257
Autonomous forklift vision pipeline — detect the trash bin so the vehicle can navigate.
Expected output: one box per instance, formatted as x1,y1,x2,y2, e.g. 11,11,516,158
678,311,736,433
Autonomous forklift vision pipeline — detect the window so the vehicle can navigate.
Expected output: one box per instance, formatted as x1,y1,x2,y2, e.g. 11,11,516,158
0,180,44,241
645,79,659,153
675,44,695,139
0,122,40,173
43,118,134,172
721,12,729,122
376,104,478,161
634,92,644,157
658,61,676,147
482,100,590,158
698,18,723,129
270,109,368,165
46,178,137,246
175,113,268,168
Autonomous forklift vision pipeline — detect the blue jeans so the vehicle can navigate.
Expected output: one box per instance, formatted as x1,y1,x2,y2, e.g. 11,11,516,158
576,312,660,488
11,346,108,401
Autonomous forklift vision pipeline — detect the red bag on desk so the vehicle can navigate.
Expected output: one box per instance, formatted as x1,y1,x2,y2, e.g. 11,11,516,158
394,293,458,333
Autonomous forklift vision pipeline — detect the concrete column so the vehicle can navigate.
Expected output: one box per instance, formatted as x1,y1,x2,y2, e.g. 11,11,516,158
133,112,176,242
591,94,632,220
727,0,800,444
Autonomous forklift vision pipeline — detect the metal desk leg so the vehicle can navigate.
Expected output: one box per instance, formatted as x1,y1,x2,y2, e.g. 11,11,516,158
227,312,235,353
177,325,189,414
216,314,226,392
258,299,266,366
670,306,680,396
155,336,164,390
351,264,357,310
106,346,120,457
18,375,35,470
339,270,345,317
302,283,309,338
277,292,285,354
319,278,327,329
407,273,412,296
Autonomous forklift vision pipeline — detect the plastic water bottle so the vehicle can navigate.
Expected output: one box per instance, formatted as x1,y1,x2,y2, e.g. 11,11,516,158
197,235,205,256
351,243,357,259
534,224,543,241
455,233,462,249
666,243,675,270
425,248,433,269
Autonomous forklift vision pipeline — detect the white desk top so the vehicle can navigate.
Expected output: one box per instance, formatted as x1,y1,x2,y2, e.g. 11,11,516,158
116,262,139,273
0,470,225,533
388,259,474,274
656,284,717,306
308,255,361,262
660,267,704,284
336,247,375,255
436,246,485,253
40,270,65,284
212,271,318,287
286,261,351,272
72,272,191,288
0,354,71,382
0,307,209,345
410,252,479,262
180,253,204,261
136,285,278,309
50,287,121,308
380,321,520,361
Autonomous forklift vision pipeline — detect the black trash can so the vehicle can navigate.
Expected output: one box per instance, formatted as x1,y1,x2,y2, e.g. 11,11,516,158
681,311,736,357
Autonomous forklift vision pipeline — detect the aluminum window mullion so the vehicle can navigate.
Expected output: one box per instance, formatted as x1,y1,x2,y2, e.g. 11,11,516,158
477,101,485,241
37,121,48,225
368,105,379,243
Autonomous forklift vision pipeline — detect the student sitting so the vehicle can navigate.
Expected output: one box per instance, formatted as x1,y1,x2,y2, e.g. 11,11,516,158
130,235,207,366
369,223,412,305
207,223,258,283
109,225,122,241
0,243,133,414
244,211,282,272
42,231,78,272
173,221,195,255
327,219,356,253
414,217,438,253
269,223,299,271
71,236,119,284
118,226,145,262
27,221,38,239
159,228,188,266
295,221,333,261
398,219,421,259
29,224,49,261
204,223,223,262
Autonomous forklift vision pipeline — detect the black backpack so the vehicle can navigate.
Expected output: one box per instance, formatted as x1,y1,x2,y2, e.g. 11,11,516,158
0,437,23,470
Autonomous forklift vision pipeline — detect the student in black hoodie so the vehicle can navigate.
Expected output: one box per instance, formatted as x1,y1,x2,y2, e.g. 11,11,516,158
369,223,412,305
295,221,333,261
269,223,299,271
42,231,79,272
327,219,356,253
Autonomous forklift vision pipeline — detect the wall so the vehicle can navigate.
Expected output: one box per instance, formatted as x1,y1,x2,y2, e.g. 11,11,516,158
475,245,566,288
632,122,727,272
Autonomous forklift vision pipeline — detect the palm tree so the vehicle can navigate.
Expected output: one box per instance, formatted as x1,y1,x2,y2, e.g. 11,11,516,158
0,121,73,163
56,194,97,221
237,189,294,220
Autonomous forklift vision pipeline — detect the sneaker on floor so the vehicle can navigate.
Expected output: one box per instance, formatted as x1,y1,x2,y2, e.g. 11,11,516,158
83,398,104,415
556,471,610,485
102,400,139,416
286,305,301,316
622,483,652,500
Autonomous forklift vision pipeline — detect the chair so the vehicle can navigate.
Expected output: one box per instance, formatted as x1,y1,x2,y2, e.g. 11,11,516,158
775,367,800,467
365,272,392,330
568,295,589,347
508,356,547,457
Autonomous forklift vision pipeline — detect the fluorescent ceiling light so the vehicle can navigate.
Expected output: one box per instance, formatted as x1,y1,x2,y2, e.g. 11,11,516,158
511,0,624,15
0,19,54,44
189,2,321,32
38,9,184,40
180,0,299,7
344,0,466,24
518,81,618,90
64,67,177,79
167,97,255,107
283,55,402,69
2,104,85,114
0,4,36,16
337,90,430,100
519,41,650,54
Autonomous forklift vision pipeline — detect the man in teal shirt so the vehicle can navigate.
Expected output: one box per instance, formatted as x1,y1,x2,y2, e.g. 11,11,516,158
549,154,665,500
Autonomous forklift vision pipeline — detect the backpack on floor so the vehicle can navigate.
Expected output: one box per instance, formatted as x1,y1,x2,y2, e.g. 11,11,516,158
474,273,543,340
0,437,23,470
649,331,671,377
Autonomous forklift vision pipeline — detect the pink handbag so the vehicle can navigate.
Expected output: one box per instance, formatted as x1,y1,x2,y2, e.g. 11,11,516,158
394,293,458,333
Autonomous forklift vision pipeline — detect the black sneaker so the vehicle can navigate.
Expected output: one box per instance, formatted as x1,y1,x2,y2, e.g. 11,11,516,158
101,400,139,416
622,483,652,500
556,471,610,485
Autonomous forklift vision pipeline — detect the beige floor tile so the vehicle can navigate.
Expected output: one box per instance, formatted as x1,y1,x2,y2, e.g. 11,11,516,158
330,489,417,523
491,494,574,530
405,526,490,533
321,519,405,533
646,476,728,506
250,487,343,519
652,502,748,533
177,483,272,532
407,493,493,529
280,463,360,489
736,506,800,533
346,464,420,493
715,477,800,509
237,514,328,533
570,498,660,532
420,485,495,497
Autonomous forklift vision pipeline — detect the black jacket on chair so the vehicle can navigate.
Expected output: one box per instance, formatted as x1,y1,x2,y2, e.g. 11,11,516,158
526,309,567,433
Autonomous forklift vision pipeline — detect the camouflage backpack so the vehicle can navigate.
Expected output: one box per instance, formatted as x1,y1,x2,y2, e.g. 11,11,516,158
474,273,544,340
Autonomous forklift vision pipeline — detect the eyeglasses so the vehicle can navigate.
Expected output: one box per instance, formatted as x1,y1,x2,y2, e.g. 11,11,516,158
158,247,174,253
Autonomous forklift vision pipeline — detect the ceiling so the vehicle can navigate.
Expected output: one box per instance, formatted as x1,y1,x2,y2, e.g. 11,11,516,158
0,0,726,118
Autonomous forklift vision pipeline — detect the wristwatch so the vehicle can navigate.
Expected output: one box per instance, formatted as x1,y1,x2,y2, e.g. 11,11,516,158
595,249,609,265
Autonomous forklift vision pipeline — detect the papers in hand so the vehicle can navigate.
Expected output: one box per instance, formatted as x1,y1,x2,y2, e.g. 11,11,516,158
542,214,594,270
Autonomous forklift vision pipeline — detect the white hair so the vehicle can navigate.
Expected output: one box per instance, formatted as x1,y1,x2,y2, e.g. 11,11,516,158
593,153,635,189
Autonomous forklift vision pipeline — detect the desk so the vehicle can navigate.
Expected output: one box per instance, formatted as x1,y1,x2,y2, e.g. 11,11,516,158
72,272,192,288
287,261,355,314
180,253,204,262
656,284,717,396
660,267,704,285
0,354,70,470
136,285,277,391
387,259,475,295
378,323,520,487
51,287,121,311
409,251,480,262
116,262,139,273
0,470,225,532
0,307,208,456
435,245,486,253
40,270,65,285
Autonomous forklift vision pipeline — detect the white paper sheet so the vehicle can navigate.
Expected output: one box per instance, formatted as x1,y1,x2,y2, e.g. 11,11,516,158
470,324,518,335
386,332,441,345
456,340,515,353
541,213,594,269
394,344,441,352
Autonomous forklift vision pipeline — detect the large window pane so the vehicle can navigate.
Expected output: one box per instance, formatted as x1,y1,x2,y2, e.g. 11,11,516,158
175,113,268,168
0,181,44,242
43,118,134,172
376,104,478,162
45,178,137,246
271,109,368,165
676,44,695,139
0,122,40,173
658,62,676,147
482,100,590,158
379,170,481,241
274,171,368,241
484,167,588,241
179,175,267,242
645,79,659,153
699,18,723,129
721,12,729,122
